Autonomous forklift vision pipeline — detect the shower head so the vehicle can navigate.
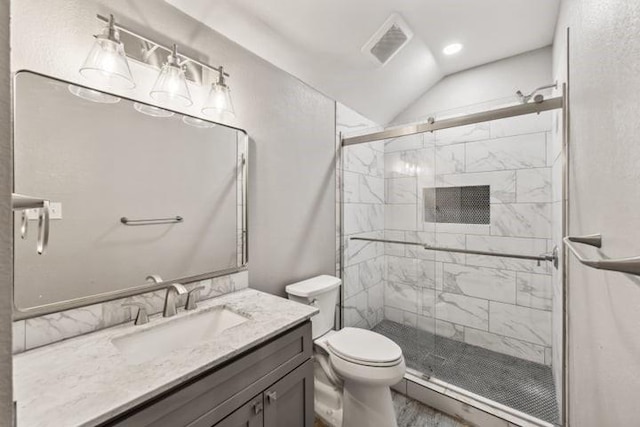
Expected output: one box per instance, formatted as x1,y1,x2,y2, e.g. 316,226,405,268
516,82,557,104
515,90,529,103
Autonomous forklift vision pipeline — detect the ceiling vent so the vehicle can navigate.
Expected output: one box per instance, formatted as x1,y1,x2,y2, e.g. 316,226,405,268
362,13,413,66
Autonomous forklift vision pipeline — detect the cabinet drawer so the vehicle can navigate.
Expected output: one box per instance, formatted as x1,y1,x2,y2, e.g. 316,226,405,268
104,321,312,427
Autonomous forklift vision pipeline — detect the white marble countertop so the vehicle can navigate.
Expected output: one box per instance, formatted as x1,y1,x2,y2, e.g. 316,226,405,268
13,289,318,427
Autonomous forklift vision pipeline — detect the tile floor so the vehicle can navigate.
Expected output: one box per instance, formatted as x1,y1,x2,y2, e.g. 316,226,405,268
314,391,468,427
393,391,470,427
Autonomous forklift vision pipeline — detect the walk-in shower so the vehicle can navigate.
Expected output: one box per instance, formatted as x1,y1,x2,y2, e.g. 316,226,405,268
338,91,565,426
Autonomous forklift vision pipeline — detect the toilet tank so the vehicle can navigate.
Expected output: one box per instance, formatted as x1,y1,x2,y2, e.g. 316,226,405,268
285,275,341,339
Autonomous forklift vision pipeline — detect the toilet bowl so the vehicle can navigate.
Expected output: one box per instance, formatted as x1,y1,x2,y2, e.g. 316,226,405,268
286,276,406,427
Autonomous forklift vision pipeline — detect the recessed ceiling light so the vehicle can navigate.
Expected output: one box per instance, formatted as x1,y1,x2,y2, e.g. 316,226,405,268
443,43,463,56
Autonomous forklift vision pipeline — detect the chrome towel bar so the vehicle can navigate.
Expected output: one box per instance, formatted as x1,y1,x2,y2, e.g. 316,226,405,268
563,234,640,276
349,237,558,266
120,216,183,226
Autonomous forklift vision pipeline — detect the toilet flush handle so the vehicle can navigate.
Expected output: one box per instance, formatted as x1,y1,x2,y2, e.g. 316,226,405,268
309,298,318,306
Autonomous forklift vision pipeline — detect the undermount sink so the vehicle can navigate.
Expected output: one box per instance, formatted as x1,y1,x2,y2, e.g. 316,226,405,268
112,306,250,364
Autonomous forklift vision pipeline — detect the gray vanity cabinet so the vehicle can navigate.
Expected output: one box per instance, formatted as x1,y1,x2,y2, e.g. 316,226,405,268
104,322,313,427
262,359,314,427
216,360,313,427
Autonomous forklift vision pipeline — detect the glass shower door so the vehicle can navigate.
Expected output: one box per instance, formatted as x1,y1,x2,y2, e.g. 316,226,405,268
373,131,437,378
340,99,562,426
427,114,560,425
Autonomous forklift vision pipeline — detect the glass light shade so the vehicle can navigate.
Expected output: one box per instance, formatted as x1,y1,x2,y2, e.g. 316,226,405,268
182,116,216,129
149,63,193,107
202,82,235,120
79,33,135,90
133,102,174,118
68,84,121,104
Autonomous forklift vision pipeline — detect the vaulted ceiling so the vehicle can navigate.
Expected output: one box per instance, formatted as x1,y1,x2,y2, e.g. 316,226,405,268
166,0,560,124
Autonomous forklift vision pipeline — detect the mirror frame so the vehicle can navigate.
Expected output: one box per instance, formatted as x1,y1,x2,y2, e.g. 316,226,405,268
12,70,249,320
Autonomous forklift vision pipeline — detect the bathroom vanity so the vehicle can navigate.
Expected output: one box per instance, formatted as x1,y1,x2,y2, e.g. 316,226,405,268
13,290,318,427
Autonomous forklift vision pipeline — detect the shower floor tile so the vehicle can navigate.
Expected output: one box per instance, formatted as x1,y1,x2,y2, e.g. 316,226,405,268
372,320,559,425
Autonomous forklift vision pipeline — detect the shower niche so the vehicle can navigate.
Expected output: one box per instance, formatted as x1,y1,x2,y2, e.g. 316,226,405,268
423,185,490,224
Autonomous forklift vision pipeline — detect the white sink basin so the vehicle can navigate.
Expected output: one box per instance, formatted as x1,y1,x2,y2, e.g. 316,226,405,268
112,306,249,364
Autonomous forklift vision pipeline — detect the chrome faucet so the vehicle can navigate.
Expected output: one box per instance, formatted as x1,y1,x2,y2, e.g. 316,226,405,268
122,302,149,325
163,283,187,317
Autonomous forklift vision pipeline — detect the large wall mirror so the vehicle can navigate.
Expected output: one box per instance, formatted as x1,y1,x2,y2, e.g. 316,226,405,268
13,71,247,317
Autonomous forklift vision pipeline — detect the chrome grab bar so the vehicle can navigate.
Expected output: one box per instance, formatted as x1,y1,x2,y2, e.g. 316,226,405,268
349,237,558,266
120,216,183,225
563,234,640,276
12,193,50,255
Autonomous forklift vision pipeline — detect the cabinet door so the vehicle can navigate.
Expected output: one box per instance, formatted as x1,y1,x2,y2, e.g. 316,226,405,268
263,360,314,427
213,395,263,427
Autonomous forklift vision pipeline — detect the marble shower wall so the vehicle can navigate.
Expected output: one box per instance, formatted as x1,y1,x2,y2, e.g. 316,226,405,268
383,111,556,365
337,103,386,329
12,270,248,353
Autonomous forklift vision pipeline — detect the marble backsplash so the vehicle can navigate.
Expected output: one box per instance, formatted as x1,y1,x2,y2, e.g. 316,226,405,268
12,270,248,354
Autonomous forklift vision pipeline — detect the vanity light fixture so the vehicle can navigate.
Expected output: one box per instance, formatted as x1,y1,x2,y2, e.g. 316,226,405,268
202,67,235,120
82,14,236,121
79,14,135,90
150,44,193,108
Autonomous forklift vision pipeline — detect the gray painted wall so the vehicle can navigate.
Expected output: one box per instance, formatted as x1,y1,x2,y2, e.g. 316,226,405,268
393,47,552,125
553,1,640,425
11,0,336,300
0,0,11,422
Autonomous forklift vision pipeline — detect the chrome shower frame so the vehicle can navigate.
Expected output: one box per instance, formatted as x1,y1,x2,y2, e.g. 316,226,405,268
341,96,563,147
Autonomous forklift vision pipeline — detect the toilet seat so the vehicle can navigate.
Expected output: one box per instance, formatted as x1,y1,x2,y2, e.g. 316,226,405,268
327,327,403,367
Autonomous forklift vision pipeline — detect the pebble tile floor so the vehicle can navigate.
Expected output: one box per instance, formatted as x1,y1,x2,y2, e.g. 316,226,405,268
372,320,559,424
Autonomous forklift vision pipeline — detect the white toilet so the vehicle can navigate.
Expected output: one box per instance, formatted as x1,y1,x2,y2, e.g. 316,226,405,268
286,275,405,427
